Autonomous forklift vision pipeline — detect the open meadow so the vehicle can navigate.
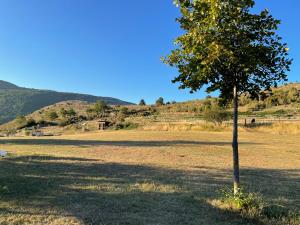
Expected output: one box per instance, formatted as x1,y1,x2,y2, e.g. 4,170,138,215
0,130,299,225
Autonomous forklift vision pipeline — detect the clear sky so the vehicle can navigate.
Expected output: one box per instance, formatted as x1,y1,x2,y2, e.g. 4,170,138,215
0,0,299,104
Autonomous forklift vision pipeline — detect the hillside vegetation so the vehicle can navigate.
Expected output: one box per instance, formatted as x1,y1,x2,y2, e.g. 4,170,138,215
1,83,299,135
0,80,132,124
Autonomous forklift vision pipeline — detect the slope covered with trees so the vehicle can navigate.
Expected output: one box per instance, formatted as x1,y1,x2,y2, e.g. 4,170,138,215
0,80,132,124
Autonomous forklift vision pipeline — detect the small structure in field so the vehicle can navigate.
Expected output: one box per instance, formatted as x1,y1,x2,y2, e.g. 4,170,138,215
32,130,44,137
98,120,110,130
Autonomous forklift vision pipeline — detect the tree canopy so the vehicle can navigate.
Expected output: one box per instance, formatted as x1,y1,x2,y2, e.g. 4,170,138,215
164,0,292,102
139,99,146,106
156,97,164,106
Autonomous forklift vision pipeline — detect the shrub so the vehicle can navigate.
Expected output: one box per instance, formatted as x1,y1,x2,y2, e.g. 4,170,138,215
37,119,46,126
15,115,37,129
114,107,129,123
114,122,138,130
60,108,77,120
60,108,68,118
26,118,36,127
203,105,231,125
87,101,108,118
46,111,59,120
120,107,129,114
218,186,299,225
67,108,76,117
265,95,280,107
219,186,264,210
25,130,31,136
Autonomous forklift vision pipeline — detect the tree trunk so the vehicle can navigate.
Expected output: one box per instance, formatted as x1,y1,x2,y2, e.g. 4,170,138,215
232,85,240,195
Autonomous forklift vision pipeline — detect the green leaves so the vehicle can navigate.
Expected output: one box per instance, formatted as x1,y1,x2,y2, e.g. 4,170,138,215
163,0,292,102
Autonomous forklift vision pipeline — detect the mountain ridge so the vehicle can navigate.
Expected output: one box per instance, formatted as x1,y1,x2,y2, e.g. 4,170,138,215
0,80,21,89
0,80,133,124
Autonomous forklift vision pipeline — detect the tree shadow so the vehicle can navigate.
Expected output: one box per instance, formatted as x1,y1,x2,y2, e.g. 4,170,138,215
0,155,298,225
0,138,259,148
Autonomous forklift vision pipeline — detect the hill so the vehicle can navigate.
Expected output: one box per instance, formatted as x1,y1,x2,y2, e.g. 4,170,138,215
1,83,299,136
0,80,132,124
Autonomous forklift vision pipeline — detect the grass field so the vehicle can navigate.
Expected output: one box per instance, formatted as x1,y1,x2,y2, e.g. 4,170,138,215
0,130,299,225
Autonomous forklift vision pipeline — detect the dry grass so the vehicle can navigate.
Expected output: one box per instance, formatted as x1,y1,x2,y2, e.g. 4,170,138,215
250,122,300,135
0,130,299,224
141,121,300,136
140,121,233,132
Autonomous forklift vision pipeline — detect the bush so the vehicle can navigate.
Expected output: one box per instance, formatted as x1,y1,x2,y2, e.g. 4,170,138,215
219,186,264,210
15,115,37,129
60,108,77,118
46,111,59,120
218,186,299,225
203,105,231,125
25,130,31,136
26,118,37,127
87,101,108,118
37,119,47,126
114,122,138,130
60,108,68,117
265,96,280,107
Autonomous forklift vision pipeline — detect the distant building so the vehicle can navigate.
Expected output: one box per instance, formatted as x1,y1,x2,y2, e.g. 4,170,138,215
98,120,110,130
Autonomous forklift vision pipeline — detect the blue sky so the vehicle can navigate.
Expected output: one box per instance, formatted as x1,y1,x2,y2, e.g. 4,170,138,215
0,0,299,104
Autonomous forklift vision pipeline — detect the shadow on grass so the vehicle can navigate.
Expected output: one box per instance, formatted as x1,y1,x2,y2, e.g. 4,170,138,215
0,138,260,148
0,155,298,225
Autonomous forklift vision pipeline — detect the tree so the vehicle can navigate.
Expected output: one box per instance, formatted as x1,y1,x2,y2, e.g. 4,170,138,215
94,101,108,117
60,108,68,118
87,101,109,118
163,0,291,194
60,108,76,118
156,97,164,106
26,117,37,127
139,99,146,106
67,108,76,117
